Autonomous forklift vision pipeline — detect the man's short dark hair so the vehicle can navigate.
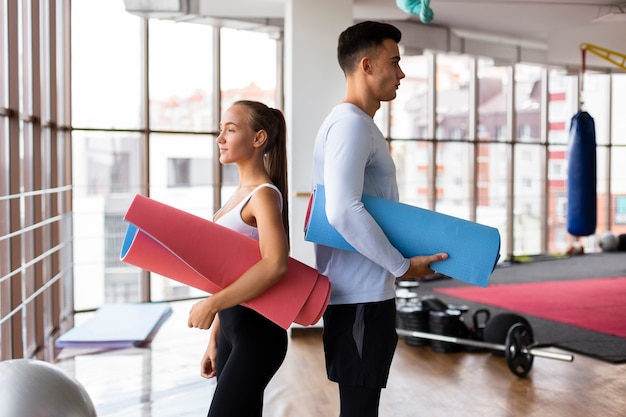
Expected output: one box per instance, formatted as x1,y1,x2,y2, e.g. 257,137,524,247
337,21,402,74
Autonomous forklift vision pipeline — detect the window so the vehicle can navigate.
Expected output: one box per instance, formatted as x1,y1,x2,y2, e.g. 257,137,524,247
616,196,626,225
167,158,211,188
104,214,128,268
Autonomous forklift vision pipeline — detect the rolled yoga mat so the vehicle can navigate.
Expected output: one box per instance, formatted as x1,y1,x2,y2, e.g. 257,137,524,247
55,303,173,349
304,185,500,287
120,194,330,329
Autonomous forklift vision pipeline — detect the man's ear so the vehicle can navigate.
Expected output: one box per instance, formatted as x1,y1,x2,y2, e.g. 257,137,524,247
361,57,373,74
253,130,268,148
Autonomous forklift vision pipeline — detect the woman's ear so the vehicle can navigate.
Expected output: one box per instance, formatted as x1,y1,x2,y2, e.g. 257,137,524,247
253,130,268,148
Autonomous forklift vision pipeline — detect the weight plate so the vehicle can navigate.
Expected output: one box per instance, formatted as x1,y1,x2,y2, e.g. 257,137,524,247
505,323,534,377
484,313,531,357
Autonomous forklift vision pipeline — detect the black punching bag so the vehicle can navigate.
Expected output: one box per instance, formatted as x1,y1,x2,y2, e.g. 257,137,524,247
567,111,597,237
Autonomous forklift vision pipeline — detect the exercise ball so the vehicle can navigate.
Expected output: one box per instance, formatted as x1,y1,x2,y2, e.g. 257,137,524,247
0,359,97,417
599,231,618,252
483,313,533,357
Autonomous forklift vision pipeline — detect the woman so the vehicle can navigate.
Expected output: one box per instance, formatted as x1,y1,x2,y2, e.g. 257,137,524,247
187,100,290,417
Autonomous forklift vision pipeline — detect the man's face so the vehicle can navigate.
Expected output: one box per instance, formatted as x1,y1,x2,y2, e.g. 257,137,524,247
368,38,405,102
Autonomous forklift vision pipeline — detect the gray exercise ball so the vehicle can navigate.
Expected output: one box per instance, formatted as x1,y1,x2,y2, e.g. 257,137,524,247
0,358,97,417
599,231,618,252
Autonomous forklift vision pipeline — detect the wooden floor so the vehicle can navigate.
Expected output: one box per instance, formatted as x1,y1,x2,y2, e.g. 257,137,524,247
55,297,626,417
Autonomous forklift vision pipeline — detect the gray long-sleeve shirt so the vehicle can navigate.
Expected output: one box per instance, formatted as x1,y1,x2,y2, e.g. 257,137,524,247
312,103,410,305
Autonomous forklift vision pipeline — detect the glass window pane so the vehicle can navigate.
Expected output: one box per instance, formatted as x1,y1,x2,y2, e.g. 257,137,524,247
220,28,278,110
612,74,626,145
515,64,543,143
476,143,509,259
71,0,143,129
392,54,428,139
582,73,611,146
547,144,568,254
391,140,429,208
513,143,543,255
596,146,610,237
548,69,578,145
435,142,471,220
610,147,626,234
436,55,470,140
72,131,143,310
477,59,509,142
149,19,215,131
148,133,215,302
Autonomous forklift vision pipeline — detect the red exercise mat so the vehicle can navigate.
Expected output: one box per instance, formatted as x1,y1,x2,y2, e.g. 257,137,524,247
121,194,330,329
434,277,626,338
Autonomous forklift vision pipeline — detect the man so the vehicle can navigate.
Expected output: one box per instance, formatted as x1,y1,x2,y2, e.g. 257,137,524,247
311,21,448,417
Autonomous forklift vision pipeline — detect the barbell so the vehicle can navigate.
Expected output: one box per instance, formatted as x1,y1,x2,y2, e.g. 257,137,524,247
396,322,574,377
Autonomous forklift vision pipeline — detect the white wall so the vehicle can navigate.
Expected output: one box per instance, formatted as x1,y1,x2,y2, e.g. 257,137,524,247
284,0,353,267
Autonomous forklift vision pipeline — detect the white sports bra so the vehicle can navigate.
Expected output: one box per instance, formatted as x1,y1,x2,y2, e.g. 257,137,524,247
214,183,282,241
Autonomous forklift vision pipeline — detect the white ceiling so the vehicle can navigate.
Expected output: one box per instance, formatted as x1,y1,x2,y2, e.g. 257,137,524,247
124,0,626,69
355,0,624,42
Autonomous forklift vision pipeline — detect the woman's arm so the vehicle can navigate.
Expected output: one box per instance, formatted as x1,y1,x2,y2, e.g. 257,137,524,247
187,187,289,330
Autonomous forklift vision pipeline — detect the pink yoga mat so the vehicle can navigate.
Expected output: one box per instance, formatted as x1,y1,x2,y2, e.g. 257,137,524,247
120,194,330,329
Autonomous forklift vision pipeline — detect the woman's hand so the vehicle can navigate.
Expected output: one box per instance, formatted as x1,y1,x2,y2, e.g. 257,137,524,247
200,337,218,379
188,298,218,330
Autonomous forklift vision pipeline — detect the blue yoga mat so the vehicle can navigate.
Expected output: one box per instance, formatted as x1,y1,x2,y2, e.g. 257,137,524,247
304,185,500,287
55,303,173,349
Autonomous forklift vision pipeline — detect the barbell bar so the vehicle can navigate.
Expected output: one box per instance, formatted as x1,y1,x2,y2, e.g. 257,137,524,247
396,323,574,377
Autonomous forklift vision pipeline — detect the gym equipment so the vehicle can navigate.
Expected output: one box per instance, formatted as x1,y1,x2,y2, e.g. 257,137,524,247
420,295,452,312
469,308,490,342
0,359,97,417
566,111,596,237
483,312,532,356
457,308,491,352
396,322,574,378
428,310,465,353
505,324,534,377
304,184,501,287
121,194,330,330
599,231,618,252
56,303,173,349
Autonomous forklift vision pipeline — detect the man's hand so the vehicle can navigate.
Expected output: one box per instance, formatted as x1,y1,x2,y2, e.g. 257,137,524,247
400,252,448,278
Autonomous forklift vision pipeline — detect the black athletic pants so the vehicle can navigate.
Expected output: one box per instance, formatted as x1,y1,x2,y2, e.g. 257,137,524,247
207,305,287,417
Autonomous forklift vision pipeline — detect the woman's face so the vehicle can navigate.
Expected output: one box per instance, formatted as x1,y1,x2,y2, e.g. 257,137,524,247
216,105,257,165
